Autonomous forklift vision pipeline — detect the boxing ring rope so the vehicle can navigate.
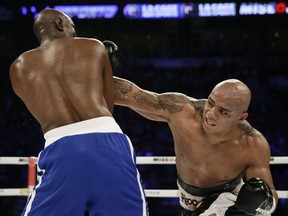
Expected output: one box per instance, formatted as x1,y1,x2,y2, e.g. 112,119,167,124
0,156,288,199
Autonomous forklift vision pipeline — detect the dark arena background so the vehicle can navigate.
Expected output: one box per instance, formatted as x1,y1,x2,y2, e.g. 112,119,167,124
1,0,288,215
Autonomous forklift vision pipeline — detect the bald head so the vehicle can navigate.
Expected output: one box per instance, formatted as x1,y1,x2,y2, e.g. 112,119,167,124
211,79,251,112
33,8,76,44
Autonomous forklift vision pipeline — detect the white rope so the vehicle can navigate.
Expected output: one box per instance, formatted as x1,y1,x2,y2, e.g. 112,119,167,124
269,156,288,164
145,189,179,198
0,188,28,196
136,156,176,164
0,188,287,199
1,156,288,165
1,156,288,199
0,157,30,165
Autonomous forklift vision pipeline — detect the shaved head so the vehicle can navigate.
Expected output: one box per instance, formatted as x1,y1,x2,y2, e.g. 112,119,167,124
211,79,251,112
33,9,60,41
33,8,76,44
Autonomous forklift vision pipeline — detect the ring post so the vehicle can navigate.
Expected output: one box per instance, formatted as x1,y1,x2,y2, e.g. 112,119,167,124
28,156,37,197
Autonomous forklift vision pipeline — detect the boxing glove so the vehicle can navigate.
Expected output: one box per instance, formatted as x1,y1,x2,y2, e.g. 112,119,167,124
103,40,124,71
236,178,275,215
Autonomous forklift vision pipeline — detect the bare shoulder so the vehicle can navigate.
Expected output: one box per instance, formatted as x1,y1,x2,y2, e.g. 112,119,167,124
238,120,259,136
76,37,102,43
10,49,38,71
9,49,39,95
189,98,206,111
72,37,103,47
239,121,271,158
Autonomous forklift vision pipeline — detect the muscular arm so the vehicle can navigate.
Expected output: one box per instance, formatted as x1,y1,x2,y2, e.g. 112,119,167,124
245,135,279,207
101,42,114,113
113,76,199,122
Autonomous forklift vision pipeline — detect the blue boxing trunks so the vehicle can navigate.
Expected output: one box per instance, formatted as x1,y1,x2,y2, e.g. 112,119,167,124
21,117,148,216
177,174,250,216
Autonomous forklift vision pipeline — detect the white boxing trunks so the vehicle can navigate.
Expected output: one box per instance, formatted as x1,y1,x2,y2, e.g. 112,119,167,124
177,175,245,216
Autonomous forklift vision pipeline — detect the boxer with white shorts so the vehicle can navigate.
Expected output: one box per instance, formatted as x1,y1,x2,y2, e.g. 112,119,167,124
110,44,279,215
177,175,276,215
177,173,244,215
108,41,278,215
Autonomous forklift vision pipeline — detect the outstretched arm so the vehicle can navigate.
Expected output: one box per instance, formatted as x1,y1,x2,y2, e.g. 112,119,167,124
113,76,196,122
105,41,203,122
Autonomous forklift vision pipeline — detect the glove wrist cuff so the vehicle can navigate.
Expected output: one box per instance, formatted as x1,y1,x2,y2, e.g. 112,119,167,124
256,197,276,215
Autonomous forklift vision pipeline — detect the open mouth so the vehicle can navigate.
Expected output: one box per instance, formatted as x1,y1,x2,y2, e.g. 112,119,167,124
205,117,216,127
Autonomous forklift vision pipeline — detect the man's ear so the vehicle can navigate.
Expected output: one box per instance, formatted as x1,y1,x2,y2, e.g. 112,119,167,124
239,112,248,121
54,17,64,31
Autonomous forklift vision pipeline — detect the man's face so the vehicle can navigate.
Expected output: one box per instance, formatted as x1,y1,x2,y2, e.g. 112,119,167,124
202,91,244,134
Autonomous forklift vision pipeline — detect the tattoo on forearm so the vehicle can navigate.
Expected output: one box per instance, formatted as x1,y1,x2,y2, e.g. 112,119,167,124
114,80,133,102
115,78,206,115
133,92,184,114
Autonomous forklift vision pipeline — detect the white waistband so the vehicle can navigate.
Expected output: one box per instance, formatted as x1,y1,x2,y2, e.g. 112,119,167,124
44,116,123,148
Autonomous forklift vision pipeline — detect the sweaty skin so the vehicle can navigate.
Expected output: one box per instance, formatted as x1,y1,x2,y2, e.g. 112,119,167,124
114,77,278,204
9,9,114,133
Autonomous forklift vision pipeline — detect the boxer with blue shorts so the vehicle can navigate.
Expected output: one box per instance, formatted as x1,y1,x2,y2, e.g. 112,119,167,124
22,117,148,216
10,8,149,215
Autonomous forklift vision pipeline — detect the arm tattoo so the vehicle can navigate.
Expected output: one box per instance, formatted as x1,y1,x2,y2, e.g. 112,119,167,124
115,78,205,115
133,93,205,115
133,92,185,114
114,79,133,102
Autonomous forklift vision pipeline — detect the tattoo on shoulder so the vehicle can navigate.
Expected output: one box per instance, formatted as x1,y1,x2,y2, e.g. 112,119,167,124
238,121,257,136
189,99,206,111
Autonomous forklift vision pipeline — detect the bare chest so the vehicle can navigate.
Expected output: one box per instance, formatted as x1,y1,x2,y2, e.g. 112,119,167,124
171,123,247,187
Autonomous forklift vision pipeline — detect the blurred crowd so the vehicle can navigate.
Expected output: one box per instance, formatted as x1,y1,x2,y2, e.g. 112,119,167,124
1,14,288,215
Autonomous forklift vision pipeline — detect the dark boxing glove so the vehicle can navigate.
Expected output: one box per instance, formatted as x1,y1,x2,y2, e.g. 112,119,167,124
103,40,124,71
236,178,276,215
